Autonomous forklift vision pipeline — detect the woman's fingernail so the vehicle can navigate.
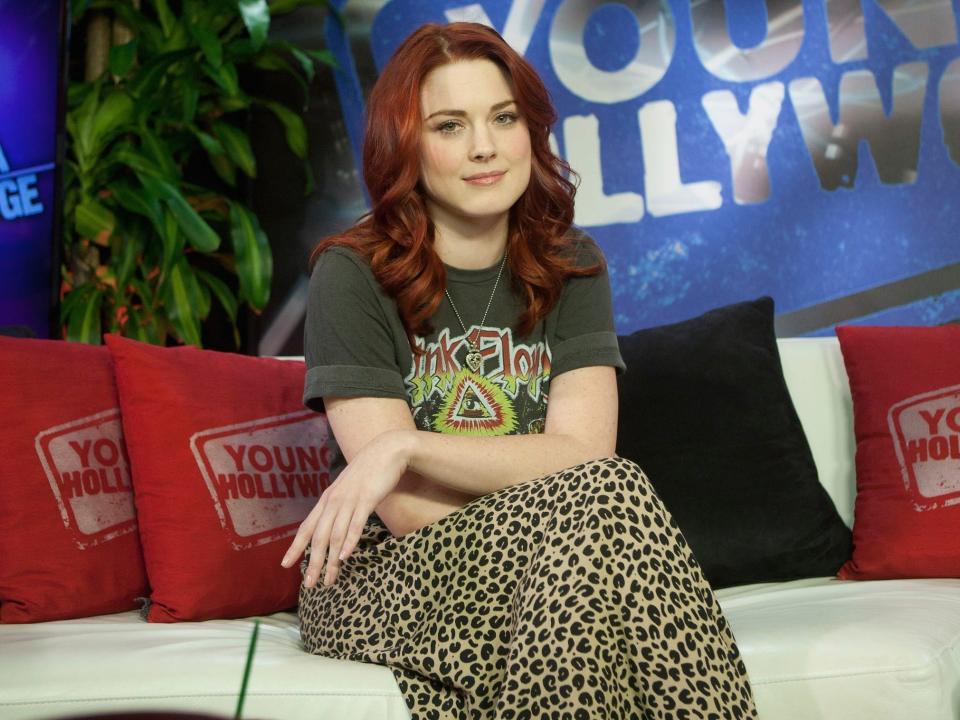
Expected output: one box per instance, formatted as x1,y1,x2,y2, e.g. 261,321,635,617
338,552,346,561
304,573,314,587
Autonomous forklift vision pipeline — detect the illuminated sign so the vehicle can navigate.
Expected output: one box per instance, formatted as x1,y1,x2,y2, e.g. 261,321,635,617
0,141,52,221
0,0,65,338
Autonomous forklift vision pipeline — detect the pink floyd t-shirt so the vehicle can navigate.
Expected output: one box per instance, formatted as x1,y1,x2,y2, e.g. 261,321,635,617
303,233,625,481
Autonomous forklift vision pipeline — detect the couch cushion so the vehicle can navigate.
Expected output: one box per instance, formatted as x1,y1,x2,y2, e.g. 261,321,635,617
775,337,856,527
718,577,960,720
836,325,960,580
616,297,852,588
0,611,410,720
4,579,957,720
105,334,331,622
0,337,148,623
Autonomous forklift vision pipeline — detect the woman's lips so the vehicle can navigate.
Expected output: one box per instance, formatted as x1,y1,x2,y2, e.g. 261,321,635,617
464,171,506,185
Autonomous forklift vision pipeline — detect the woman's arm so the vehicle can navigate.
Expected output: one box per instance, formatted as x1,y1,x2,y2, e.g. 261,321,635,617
281,365,618,587
320,396,484,538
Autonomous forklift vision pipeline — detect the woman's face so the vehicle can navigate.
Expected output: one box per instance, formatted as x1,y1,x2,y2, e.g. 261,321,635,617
418,59,532,233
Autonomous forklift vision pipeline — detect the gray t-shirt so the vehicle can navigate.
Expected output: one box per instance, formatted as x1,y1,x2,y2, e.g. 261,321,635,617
303,233,625,480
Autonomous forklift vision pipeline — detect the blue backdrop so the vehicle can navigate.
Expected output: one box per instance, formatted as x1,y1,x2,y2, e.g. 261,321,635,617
324,0,960,335
0,0,63,337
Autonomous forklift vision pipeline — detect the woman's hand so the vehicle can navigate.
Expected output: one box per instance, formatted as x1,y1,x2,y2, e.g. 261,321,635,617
281,428,414,588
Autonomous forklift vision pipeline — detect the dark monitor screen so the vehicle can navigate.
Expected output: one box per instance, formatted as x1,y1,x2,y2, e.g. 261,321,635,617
0,0,68,338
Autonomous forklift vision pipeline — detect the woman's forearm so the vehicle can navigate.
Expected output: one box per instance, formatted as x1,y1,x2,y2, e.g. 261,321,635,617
396,429,610,496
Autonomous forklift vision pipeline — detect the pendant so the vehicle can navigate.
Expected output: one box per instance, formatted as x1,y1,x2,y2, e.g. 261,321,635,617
465,348,483,374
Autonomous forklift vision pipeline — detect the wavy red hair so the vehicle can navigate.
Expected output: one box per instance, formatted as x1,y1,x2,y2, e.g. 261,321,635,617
309,22,604,353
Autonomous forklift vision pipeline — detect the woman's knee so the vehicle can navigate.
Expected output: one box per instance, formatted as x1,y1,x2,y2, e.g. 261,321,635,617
568,456,652,493
586,455,646,476
542,456,654,512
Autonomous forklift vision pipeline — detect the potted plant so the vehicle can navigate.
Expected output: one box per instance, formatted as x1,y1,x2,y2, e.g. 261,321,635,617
62,0,333,348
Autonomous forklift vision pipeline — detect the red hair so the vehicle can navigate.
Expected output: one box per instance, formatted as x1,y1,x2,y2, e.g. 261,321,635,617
309,22,604,353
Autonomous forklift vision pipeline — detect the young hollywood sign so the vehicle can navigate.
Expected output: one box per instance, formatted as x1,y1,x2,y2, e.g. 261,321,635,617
324,0,960,334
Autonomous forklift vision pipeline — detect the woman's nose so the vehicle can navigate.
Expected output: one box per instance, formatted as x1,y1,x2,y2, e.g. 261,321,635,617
470,127,496,161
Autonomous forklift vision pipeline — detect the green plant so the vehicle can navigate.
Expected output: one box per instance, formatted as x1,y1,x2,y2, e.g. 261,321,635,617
62,0,333,347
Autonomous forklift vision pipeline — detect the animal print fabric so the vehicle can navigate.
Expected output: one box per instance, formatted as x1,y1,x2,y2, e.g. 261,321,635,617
298,456,758,719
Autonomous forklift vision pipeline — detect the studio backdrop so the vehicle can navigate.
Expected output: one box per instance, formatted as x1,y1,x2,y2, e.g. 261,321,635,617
255,0,960,355
0,0,67,338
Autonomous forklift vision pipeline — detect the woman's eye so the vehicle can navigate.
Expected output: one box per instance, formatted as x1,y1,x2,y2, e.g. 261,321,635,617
494,112,518,125
437,121,461,133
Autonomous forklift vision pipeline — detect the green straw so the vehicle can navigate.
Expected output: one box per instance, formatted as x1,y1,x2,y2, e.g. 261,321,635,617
235,619,261,720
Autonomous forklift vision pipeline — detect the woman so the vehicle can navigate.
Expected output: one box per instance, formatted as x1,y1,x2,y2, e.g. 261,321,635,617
282,22,757,720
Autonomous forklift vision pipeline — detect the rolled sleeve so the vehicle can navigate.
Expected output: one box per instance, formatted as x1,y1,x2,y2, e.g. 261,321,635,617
303,247,407,411
548,234,627,379
303,364,407,411
550,330,625,378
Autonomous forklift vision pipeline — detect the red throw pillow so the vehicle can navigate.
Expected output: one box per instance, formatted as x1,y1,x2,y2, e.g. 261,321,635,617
0,337,148,622
836,325,960,580
105,334,331,622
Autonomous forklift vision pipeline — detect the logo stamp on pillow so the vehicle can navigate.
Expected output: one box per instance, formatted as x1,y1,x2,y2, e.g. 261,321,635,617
888,384,960,512
34,408,135,549
191,409,330,549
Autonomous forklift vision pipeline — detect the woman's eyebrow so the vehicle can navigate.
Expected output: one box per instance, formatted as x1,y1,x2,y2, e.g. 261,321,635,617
424,99,517,121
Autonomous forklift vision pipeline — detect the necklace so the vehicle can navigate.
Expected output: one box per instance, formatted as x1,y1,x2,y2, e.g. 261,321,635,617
444,253,507,375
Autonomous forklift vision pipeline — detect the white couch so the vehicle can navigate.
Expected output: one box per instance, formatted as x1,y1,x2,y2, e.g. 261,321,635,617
2,337,959,719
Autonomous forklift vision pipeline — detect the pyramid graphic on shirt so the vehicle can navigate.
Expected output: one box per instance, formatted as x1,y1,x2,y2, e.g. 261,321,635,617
434,369,517,435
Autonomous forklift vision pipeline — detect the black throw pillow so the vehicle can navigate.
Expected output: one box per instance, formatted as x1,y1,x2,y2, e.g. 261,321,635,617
616,297,851,588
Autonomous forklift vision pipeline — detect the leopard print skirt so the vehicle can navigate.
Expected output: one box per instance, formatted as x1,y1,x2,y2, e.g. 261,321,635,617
298,456,757,720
